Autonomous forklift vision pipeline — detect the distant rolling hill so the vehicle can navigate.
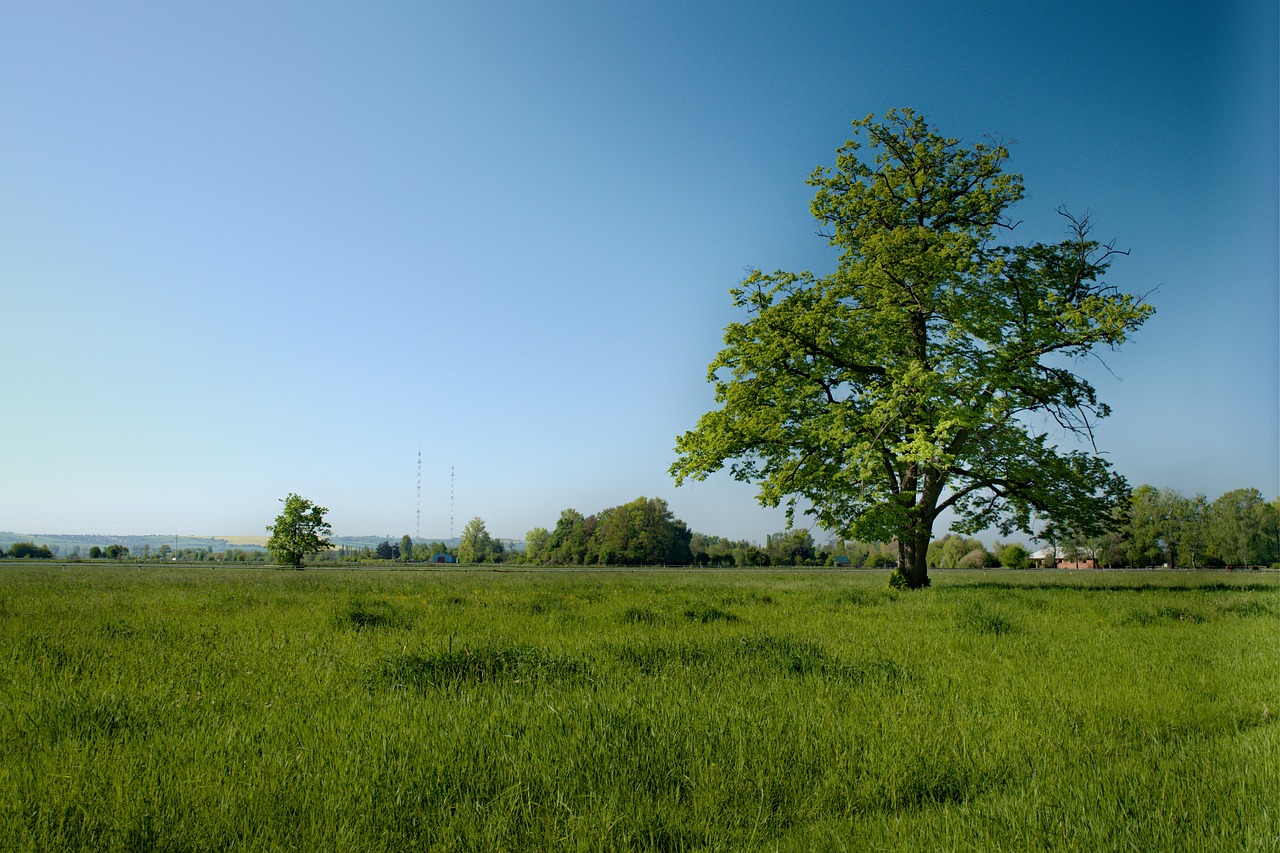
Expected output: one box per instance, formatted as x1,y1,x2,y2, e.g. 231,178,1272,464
222,535,270,547
0,532,263,553
0,531,465,554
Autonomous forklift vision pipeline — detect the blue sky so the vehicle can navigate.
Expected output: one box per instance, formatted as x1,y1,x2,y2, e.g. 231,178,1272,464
2,1,1276,542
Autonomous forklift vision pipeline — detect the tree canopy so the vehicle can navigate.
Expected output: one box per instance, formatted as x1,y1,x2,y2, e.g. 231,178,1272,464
5,542,53,559
1123,485,1208,568
525,497,693,566
591,497,693,566
266,493,333,569
1207,488,1276,568
672,108,1153,588
458,517,504,564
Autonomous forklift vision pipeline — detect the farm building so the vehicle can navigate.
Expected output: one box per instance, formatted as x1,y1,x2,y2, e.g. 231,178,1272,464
432,553,457,564
1030,546,1097,570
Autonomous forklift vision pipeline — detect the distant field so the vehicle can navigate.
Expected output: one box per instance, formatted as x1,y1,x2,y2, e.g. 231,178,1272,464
219,535,269,547
0,567,1276,851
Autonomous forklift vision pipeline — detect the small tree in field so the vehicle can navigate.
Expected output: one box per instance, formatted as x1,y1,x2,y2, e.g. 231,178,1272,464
266,493,333,569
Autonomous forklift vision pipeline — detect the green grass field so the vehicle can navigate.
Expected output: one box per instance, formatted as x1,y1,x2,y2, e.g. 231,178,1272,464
1,566,1276,851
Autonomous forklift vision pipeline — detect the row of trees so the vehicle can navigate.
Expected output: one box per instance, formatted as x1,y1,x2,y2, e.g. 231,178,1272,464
8,480,1276,571
0,542,273,561
260,482,1279,570
309,530,499,564
1054,486,1278,569
905,486,1278,570
0,543,133,559
0,541,270,562
684,529,853,567
511,485,1277,569
300,498,693,567
915,536,1031,570
676,532,1028,569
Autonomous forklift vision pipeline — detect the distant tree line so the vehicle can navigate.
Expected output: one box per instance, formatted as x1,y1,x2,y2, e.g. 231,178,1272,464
1055,485,1279,569
3,484,1273,571
523,497,693,566
443,485,1274,570
0,542,268,562
1,542,56,559
314,537,458,564
684,529,875,568
318,497,699,567
910,485,1279,570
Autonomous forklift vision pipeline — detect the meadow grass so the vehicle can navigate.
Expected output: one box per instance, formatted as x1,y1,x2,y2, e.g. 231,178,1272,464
0,566,1276,851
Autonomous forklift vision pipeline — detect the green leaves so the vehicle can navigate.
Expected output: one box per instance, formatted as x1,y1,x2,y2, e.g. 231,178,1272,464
673,109,1153,586
458,516,503,563
266,493,332,569
527,499,694,566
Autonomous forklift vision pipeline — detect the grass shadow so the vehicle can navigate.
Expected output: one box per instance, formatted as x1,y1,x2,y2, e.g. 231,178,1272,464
336,598,412,631
376,645,590,690
1120,606,1208,627
683,603,739,624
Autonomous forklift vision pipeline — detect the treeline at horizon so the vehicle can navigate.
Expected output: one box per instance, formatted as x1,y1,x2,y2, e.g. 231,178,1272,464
3,486,1276,570
313,486,1280,570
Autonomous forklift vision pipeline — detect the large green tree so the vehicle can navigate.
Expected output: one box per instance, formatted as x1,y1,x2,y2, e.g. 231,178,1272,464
1123,486,1208,568
672,109,1153,588
591,497,693,566
546,509,591,565
1206,488,1273,567
266,493,333,568
458,517,503,564
523,527,551,564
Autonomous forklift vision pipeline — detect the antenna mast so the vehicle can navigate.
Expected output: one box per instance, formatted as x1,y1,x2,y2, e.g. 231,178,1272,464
450,464,455,541
416,448,422,540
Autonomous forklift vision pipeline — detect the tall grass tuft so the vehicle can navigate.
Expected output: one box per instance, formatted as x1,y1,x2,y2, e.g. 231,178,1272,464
378,644,591,689
683,602,739,623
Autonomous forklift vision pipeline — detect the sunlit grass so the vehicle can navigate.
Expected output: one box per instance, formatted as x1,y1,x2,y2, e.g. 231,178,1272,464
0,567,1276,850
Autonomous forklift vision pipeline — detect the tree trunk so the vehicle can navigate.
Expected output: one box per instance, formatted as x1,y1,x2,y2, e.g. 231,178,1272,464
896,530,931,588
906,530,931,588
892,474,936,588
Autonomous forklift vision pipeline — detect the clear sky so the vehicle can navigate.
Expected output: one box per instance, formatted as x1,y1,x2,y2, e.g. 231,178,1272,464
2,1,1276,543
